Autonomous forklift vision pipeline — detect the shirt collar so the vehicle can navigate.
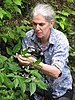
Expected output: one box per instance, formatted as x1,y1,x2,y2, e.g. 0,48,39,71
49,28,56,45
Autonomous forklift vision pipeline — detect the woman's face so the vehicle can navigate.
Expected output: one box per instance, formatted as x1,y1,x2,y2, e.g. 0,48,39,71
32,15,54,39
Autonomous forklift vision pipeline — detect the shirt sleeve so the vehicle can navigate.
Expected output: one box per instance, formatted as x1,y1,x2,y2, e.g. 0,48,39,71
22,37,28,49
51,34,69,71
22,29,34,49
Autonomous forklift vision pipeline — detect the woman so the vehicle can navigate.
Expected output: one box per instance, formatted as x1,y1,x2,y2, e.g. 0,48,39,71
16,3,73,100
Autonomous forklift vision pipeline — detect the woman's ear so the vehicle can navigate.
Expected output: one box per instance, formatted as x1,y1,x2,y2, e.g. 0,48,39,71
49,19,55,28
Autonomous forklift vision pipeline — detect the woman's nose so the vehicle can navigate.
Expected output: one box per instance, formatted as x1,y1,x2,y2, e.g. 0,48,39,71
36,24,40,30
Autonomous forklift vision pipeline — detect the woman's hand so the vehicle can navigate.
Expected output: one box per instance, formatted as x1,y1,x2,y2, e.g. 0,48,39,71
15,53,37,66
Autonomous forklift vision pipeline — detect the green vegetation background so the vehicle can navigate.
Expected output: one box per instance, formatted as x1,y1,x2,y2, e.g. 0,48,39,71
0,0,75,100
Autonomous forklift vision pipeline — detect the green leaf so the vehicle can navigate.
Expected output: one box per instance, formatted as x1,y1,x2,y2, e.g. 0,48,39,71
37,80,47,90
24,78,32,83
14,6,21,14
67,0,74,2
7,73,15,77
0,8,6,19
14,0,22,6
30,83,36,95
0,61,3,68
70,52,75,57
20,31,26,37
8,63,21,71
0,21,3,26
6,47,12,55
21,48,28,55
13,40,21,53
30,70,42,79
6,11,12,18
3,74,13,89
0,11,3,19
71,67,75,72
60,16,66,22
8,32,14,39
33,57,41,65
57,10,69,16
70,11,75,15
2,36,7,43
62,11,69,16
0,73,4,83
0,55,7,63
25,69,30,73
13,78,19,88
59,22,65,30
18,77,26,93
5,0,12,5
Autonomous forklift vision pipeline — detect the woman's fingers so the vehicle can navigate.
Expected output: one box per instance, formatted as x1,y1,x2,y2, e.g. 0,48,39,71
18,57,30,65
14,54,36,66
18,55,28,61
24,53,31,56
17,55,33,65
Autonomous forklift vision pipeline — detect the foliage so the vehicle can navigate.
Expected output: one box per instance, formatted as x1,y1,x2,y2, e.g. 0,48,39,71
0,53,47,99
0,0,46,99
0,0,75,99
51,0,75,35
